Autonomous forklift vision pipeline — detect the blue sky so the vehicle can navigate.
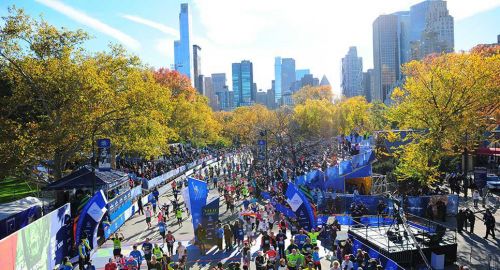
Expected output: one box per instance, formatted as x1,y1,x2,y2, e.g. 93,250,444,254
1,0,499,95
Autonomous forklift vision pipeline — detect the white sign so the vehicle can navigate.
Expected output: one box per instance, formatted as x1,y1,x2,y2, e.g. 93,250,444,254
87,202,106,222
287,193,303,212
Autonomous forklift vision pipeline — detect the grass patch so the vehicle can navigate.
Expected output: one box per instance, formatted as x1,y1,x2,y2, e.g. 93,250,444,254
0,176,39,204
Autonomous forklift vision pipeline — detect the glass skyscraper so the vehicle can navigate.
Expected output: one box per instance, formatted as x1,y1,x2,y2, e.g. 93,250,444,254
193,44,203,94
341,47,363,98
173,3,193,84
232,60,254,107
212,73,230,111
274,57,282,104
409,0,454,60
373,14,400,102
281,58,296,94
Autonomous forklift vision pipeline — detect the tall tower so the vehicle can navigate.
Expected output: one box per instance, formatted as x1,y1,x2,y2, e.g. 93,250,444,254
373,14,401,102
193,44,203,94
173,3,193,84
409,0,454,60
212,73,229,110
232,60,254,107
341,47,363,98
274,57,282,104
281,58,296,94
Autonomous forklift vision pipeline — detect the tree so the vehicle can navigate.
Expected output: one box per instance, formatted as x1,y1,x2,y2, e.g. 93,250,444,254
389,46,500,185
0,8,176,180
217,105,275,146
293,99,336,139
153,68,222,147
334,96,372,135
292,85,333,105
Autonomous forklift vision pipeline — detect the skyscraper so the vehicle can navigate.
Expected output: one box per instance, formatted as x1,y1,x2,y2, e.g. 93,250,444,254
320,75,331,87
204,77,218,111
232,60,254,107
341,47,363,98
362,69,374,102
173,3,193,83
373,14,401,102
281,58,296,94
212,73,230,111
409,0,454,60
193,44,203,94
296,69,310,81
274,57,282,104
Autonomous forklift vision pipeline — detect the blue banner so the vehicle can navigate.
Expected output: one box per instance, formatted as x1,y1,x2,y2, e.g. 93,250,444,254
201,198,219,245
257,140,266,161
188,177,208,232
324,176,345,192
285,182,316,231
97,138,111,171
274,203,296,219
339,160,353,175
75,190,108,249
345,164,371,179
107,190,132,220
351,238,403,270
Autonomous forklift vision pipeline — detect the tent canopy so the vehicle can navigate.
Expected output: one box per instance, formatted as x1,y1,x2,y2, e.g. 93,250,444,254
0,196,42,221
44,166,128,191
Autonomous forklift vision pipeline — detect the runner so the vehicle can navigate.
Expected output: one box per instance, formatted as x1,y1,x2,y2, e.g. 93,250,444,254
129,245,143,270
175,207,183,227
145,206,153,228
141,238,153,262
158,220,166,243
165,231,176,256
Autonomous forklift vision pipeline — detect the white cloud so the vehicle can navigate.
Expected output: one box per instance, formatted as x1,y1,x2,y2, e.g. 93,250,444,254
447,0,500,19
154,38,175,67
36,0,141,50
121,14,179,37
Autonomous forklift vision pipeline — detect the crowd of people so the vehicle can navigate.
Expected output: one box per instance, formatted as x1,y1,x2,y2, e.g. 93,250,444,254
68,134,496,270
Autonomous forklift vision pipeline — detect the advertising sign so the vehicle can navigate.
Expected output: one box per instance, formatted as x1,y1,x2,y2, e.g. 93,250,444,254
0,204,71,270
285,182,316,230
188,177,208,232
257,139,266,161
107,190,132,221
201,198,220,246
97,138,111,171
75,190,107,249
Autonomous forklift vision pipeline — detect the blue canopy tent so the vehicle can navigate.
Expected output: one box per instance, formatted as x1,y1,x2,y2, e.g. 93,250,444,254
0,197,43,239
44,166,129,200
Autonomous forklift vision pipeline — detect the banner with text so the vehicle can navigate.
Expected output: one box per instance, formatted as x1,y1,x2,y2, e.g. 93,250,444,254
188,177,208,232
285,182,316,230
201,198,220,246
75,190,107,249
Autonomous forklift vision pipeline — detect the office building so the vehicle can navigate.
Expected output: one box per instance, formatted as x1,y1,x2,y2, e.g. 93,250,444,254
173,3,193,83
409,0,454,60
274,57,282,104
232,60,254,107
300,74,319,88
193,45,203,94
212,73,230,111
320,75,331,87
256,91,268,106
281,58,296,94
204,77,218,111
341,47,363,98
266,88,276,109
362,69,374,102
373,14,401,102
296,69,310,81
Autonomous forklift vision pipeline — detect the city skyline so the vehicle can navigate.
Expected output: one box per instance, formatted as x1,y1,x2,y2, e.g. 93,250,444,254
1,0,498,96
